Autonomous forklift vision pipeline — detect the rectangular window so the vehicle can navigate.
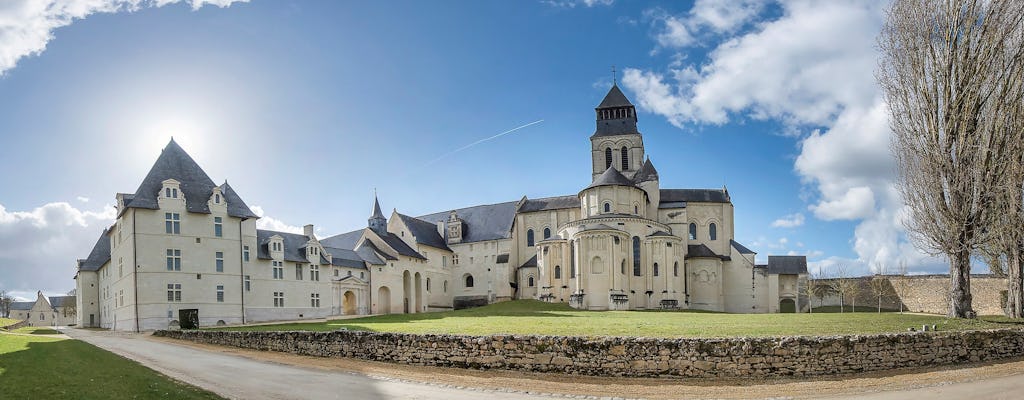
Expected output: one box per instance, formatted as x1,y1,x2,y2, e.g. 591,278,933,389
214,217,223,237
215,252,224,272
165,213,180,234
216,285,224,302
273,292,284,307
295,264,303,280
273,261,283,279
453,254,458,265
118,257,123,278
166,249,181,271
244,275,251,291
310,293,320,308
167,284,182,302
243,246,250,262
310,265,319,281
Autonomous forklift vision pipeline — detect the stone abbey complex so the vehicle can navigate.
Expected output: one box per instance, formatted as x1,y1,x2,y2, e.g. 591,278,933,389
73,85,807,331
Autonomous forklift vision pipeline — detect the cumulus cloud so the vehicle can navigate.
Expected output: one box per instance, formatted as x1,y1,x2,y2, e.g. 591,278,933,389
250,205,304,235
0,202,115,296
76,196,89,203
0,0,248,75
647,0,765,49
771,213,805,228
623,0,941,274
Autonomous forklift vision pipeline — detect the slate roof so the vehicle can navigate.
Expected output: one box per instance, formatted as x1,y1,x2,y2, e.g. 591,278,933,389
378,233,427,260
371,196,385,219
519,255,538,269
221,181,259,219
518,196,580,213
396,213,451,251
586,167,637,190
256,229,313,263
648,230,674,237
48,296,74,308
324,246,367,269
320,229,364,249
660,189,730,204
123,139,257,218
633,158,659,183
598,84,633,108
767,256,808,275
417,201,518,243
78,229,111,272
356,241,390,263
730,240,756,255
686,244,730,261
593,86,640,138
10,301,34,311
579,223,619,232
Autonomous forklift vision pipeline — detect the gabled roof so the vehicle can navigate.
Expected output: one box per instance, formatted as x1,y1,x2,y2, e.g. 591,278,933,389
517,196,580,213
324,246,367,269
10,301,34,311
320,229,364,249
78,229,111,272
519,254,538,269
356,242,389,263
767,256,808,275
256,229,315,263
597,84,634,108
586,167,637,190
633,158,659,183
48,296,74,308
730,240,756,255
686,244,730,261
660,189,730,204
123,139,256,218
378,233,427,260
396,213,451,251
417,201,519,243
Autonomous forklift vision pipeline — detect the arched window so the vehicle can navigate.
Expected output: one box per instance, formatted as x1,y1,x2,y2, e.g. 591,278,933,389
528,275,535,287
634,204,639,214
605,147,612,169
543,227,551,239
426,278,431,291
443,280,448,292
653,263,659,277
709,223,717,240
632,236,641,276
570,240,577,278
674,261,679,277
527,229,535,247
603,202,611,213
688,223,697,240
554,265,561,279
621,146,629,170
465,275,474,288
621,260,626,275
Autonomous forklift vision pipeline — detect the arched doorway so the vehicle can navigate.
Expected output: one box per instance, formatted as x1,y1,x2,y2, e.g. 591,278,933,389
403,271,412,314
780,298,796,313
414,272,423,313
343,291,357,315
377,286,391,314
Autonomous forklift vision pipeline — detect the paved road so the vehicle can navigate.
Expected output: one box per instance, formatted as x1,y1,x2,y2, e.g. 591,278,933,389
64,329,547,400
64,328,1024,400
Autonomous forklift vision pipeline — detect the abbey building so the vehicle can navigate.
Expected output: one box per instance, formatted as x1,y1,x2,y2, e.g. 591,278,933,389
74,85,806,331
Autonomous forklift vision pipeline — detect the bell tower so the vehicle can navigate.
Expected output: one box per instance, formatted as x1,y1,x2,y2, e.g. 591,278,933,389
590,83,645,181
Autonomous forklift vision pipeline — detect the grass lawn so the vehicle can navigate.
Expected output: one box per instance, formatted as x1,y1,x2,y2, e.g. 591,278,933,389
0,333,222,399
0,318,20,328
215,300,1024,338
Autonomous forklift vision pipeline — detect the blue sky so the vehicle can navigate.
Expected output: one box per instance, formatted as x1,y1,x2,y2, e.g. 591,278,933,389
0,0,939,300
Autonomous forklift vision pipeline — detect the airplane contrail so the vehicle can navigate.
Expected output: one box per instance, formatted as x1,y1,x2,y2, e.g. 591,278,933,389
424,119,544,167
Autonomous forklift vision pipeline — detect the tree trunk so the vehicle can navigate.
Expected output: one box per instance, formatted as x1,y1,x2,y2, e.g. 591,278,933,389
1008,241,1024,318
949,248,975,318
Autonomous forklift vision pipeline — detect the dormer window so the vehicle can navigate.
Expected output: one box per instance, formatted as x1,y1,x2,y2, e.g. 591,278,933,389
215,194,221,204
165,188,178,198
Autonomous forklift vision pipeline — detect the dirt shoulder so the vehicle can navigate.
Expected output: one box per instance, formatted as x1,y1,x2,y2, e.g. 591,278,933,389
148,334,1024,399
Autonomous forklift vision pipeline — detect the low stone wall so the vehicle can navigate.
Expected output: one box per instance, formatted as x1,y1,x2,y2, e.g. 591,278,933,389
155,328,1024,378
1,319,28,331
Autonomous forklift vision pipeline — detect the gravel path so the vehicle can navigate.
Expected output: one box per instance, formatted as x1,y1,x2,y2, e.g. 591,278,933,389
65,328,1024,399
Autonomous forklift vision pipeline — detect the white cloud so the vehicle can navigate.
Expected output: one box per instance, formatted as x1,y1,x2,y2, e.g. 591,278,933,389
624,0,943,274
76,196,89,203
0,0,248,75
771,213,805,228
250,205,304,235
0,202,115,295
647,1,765,50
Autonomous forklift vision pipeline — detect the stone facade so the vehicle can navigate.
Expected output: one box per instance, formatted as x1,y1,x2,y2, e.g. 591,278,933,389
156,328,1024,378
814,275,1007,315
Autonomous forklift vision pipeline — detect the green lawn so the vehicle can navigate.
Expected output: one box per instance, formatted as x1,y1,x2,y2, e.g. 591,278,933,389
214,300,1024,338
0,333,222,399
0,318,20,328
11,327,61,335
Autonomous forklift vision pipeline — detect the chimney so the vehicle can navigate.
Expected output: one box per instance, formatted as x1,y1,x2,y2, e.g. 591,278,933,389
303,224,314,238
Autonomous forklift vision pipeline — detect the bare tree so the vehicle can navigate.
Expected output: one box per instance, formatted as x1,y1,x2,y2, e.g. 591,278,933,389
869,263,890,313
878,0,1024,317
829,265,860,313
801,270,822,314
890,260,913,313
0,290,11,318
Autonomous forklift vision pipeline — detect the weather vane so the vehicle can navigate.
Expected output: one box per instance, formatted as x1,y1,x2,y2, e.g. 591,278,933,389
611,65,617,85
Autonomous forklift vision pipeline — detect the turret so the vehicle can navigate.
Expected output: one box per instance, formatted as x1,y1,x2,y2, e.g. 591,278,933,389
368,196,387,236
590,84,645,180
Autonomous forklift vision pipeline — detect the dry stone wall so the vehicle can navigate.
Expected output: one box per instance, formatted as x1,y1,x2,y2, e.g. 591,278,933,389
815,275,1006,315
155,328,1024,378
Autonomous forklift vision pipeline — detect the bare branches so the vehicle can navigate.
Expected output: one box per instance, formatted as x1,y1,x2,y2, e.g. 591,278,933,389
878,0,1024,317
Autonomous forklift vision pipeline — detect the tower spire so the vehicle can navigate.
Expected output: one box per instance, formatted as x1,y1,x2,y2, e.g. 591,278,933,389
611,65,616,85
368,192,387,235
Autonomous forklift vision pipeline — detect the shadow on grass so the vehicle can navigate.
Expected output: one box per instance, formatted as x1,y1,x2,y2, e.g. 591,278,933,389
0,336,221,399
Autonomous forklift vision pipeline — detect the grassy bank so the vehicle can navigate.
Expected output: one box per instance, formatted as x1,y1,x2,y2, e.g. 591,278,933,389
214,300,1023,338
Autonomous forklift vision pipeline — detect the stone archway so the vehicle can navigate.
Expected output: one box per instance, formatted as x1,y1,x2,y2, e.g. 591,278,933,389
377,286,391,315
780,298,796,313
343,291,357,315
